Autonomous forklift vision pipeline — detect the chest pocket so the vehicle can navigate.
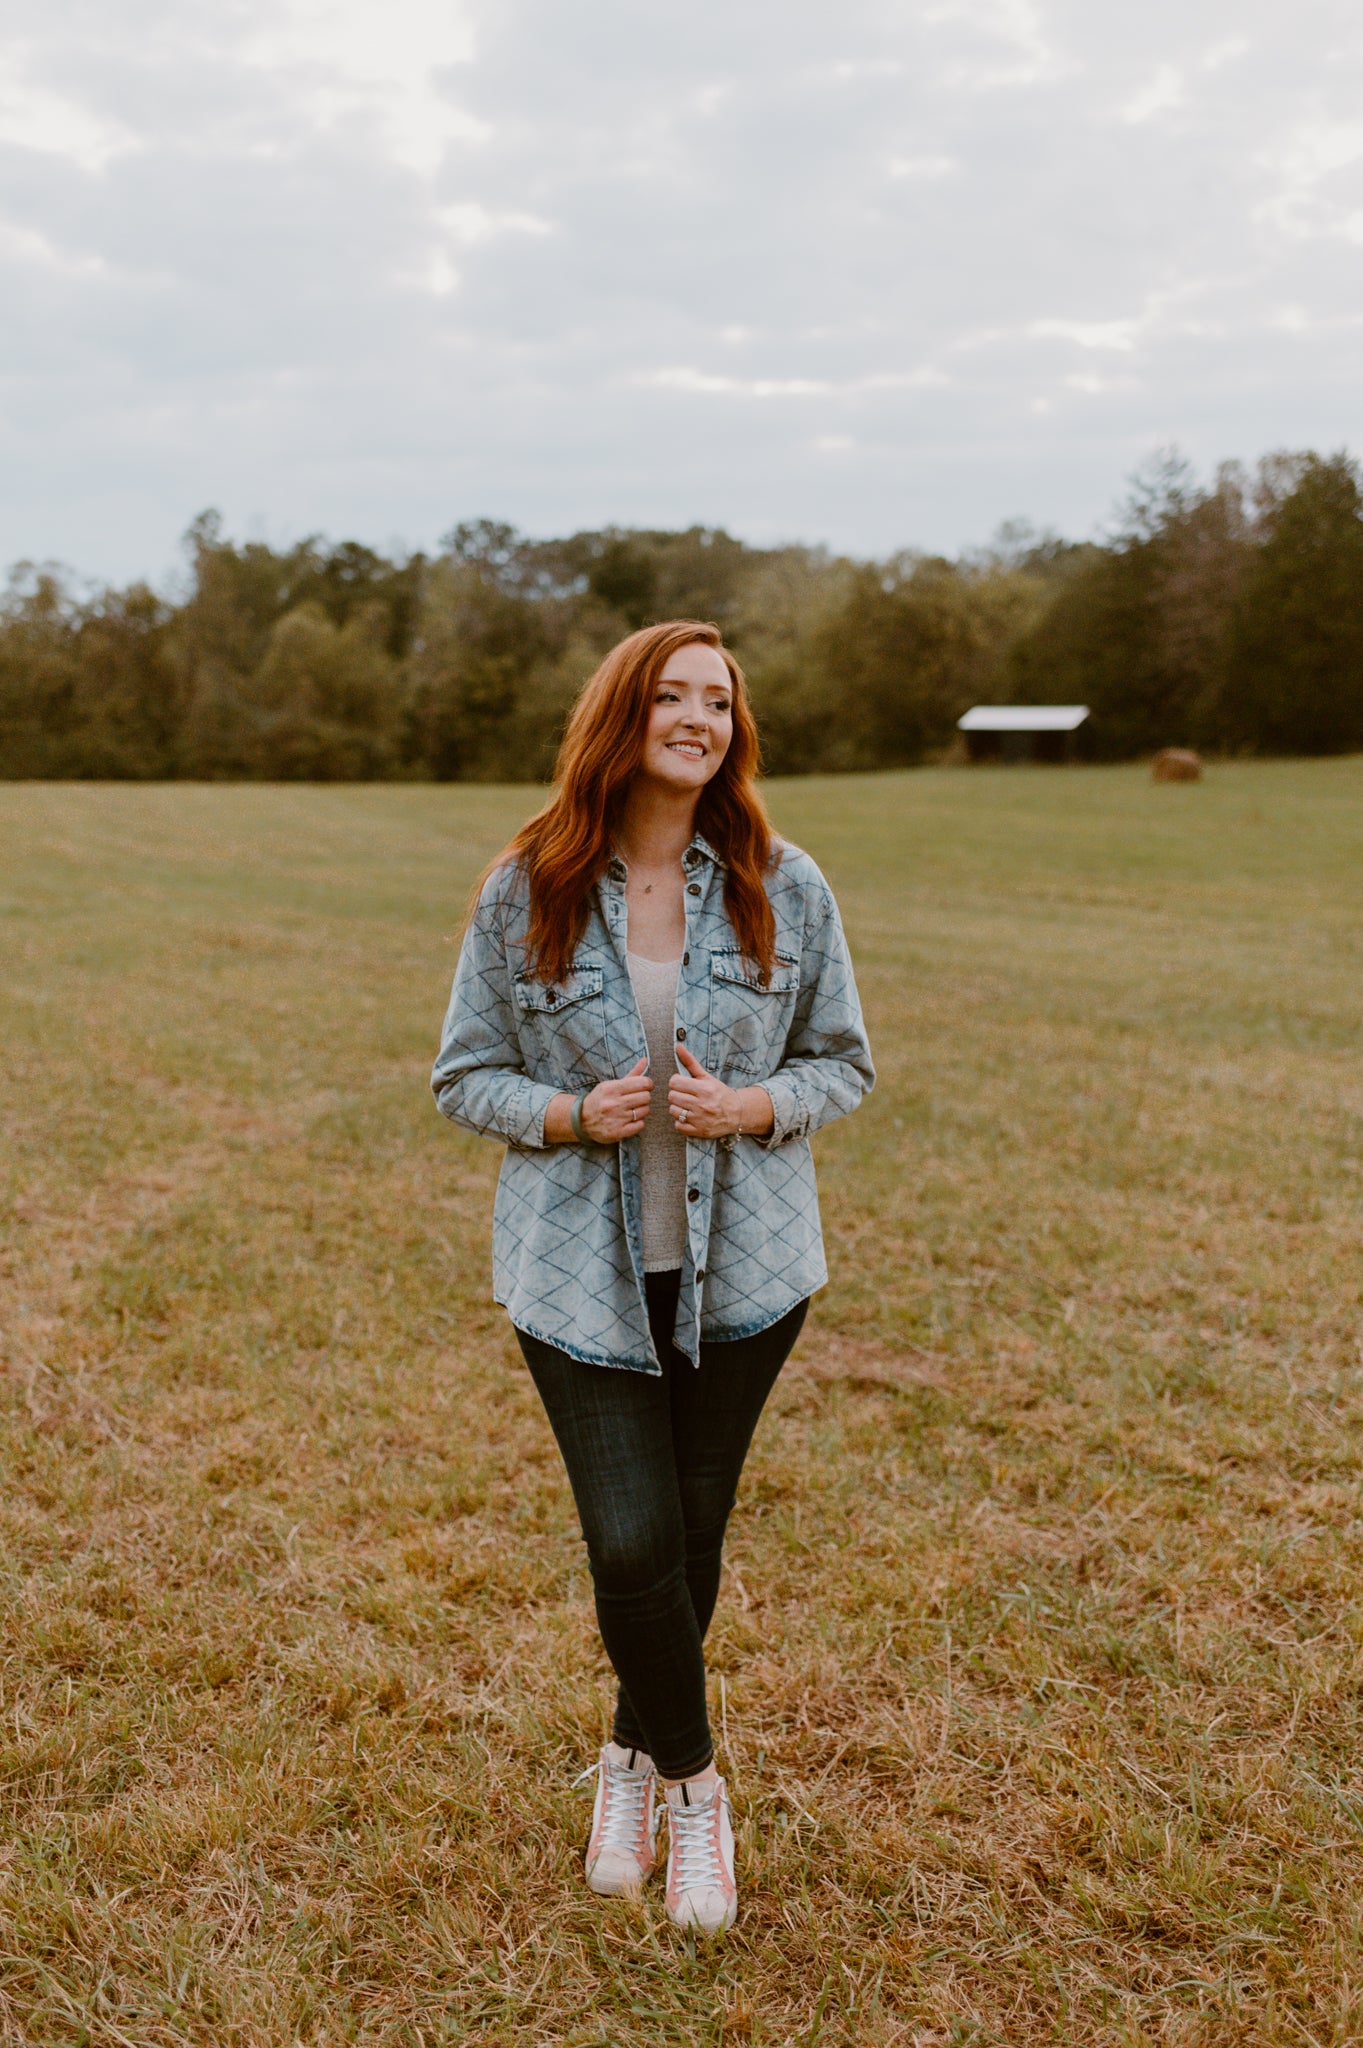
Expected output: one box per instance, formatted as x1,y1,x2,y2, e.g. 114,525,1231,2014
707,949,800,1077
512,964,609,1081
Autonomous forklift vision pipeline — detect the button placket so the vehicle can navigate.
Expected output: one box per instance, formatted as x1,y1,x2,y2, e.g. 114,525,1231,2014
679,846,711,1300
677,860,703,1081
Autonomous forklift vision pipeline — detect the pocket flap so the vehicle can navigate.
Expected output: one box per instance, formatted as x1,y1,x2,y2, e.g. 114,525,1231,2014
709,950,799,994
513,965,605,1013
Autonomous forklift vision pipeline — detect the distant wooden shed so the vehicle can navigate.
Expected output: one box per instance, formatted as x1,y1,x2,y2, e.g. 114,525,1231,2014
957,705,1090,764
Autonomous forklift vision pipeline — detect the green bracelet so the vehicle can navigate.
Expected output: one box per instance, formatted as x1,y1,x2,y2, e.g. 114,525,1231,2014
570,1092,588,1143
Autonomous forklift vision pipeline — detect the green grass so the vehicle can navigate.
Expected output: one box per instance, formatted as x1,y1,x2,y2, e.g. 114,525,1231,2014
2,761,1362,2046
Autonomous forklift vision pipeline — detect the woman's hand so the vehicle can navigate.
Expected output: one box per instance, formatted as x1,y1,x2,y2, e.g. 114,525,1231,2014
668,1045,773,1139
580,1057,652,1143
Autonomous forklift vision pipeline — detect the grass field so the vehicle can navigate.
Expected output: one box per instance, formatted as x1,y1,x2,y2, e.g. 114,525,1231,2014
2,762,1363,2047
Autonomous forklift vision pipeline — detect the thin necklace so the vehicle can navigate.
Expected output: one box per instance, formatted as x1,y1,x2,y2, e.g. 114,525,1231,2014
620,847,679,897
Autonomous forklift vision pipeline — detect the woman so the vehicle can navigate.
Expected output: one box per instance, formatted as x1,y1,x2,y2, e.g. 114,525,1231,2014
432,620,873,1933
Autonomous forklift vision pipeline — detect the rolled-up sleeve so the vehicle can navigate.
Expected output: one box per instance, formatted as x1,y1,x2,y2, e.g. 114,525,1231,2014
758,891,875,1148
431,886,558,1149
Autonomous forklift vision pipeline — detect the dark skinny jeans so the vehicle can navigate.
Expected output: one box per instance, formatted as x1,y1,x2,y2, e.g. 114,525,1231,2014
515,1271,807,1781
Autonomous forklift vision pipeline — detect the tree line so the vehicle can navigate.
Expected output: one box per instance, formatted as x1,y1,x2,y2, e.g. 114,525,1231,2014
3,447,1362,781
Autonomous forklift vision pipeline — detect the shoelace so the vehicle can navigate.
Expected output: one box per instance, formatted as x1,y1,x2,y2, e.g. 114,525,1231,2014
669,1794,726,1891
590,1757,654,1854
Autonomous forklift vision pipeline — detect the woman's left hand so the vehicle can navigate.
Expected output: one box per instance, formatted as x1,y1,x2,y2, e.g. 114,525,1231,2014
668,1045,742,1137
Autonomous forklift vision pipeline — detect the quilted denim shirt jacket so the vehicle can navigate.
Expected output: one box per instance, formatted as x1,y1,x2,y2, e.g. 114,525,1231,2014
431,833,875,1373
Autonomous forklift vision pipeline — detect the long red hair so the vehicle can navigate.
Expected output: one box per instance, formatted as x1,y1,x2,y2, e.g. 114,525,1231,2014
482,621,777,987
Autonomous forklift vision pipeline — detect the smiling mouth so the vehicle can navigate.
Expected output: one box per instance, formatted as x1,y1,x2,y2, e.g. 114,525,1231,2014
666,742,706,758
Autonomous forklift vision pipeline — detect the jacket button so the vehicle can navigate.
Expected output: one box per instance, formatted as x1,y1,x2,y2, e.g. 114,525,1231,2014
687,1188,699,1202
676,1026,686,1041
682,951,690,966
696,1267,705,1281
545,990,557,1005
687,883,701,897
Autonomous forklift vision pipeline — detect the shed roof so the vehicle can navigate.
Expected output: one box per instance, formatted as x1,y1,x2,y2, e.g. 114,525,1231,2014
958,705,1090,733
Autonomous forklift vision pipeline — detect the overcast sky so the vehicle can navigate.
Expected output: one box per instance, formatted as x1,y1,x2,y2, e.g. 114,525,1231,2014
3,0,1362,582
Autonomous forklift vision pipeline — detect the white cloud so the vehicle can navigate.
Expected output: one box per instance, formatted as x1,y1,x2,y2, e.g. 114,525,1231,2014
1200,36,1250,71
240,0,483,172
2,0,1363,576
1258,118,1363,242
636,368,831,399
406,201,551,295
415,251,460,298
434,202,552,245
0,214,108,277
925,0,1067,89
1029,317,1140,352
635,364,949,400
887,154,957,179
0,57,135,170
830,59,907,81
858,368,953,391
1120,62,1184,124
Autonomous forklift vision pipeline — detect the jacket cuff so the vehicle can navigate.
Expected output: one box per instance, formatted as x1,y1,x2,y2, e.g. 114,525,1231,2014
509,1079,561,1149
754,1074,806,1148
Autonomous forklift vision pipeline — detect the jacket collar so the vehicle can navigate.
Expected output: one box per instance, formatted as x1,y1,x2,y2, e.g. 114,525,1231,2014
604,830,723,884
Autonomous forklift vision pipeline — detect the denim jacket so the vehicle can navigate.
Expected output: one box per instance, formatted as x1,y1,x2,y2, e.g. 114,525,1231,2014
431,833,874,1372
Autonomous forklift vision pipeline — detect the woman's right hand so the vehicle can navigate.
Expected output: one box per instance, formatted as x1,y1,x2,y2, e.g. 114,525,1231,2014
581,1057,652,1143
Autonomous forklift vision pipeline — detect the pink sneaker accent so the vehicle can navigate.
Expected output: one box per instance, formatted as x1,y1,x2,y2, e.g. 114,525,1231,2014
664,1776,737,1932
584,1745,658,1896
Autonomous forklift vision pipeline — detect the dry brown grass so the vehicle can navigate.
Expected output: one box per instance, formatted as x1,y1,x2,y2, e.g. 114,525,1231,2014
2,765,1363,2045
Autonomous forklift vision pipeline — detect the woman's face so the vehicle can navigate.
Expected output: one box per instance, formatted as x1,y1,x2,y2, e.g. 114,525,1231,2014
638,642,734,797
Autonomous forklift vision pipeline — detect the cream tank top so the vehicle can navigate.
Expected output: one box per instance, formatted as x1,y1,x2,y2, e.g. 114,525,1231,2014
626,953,689,1273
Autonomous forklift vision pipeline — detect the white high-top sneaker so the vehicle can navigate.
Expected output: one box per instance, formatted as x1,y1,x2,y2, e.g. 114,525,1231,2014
664,1776,737,1933
583,1744,658,1896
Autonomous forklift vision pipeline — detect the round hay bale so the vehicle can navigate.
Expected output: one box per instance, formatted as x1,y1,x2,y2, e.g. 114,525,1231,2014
1152,748,1202,782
